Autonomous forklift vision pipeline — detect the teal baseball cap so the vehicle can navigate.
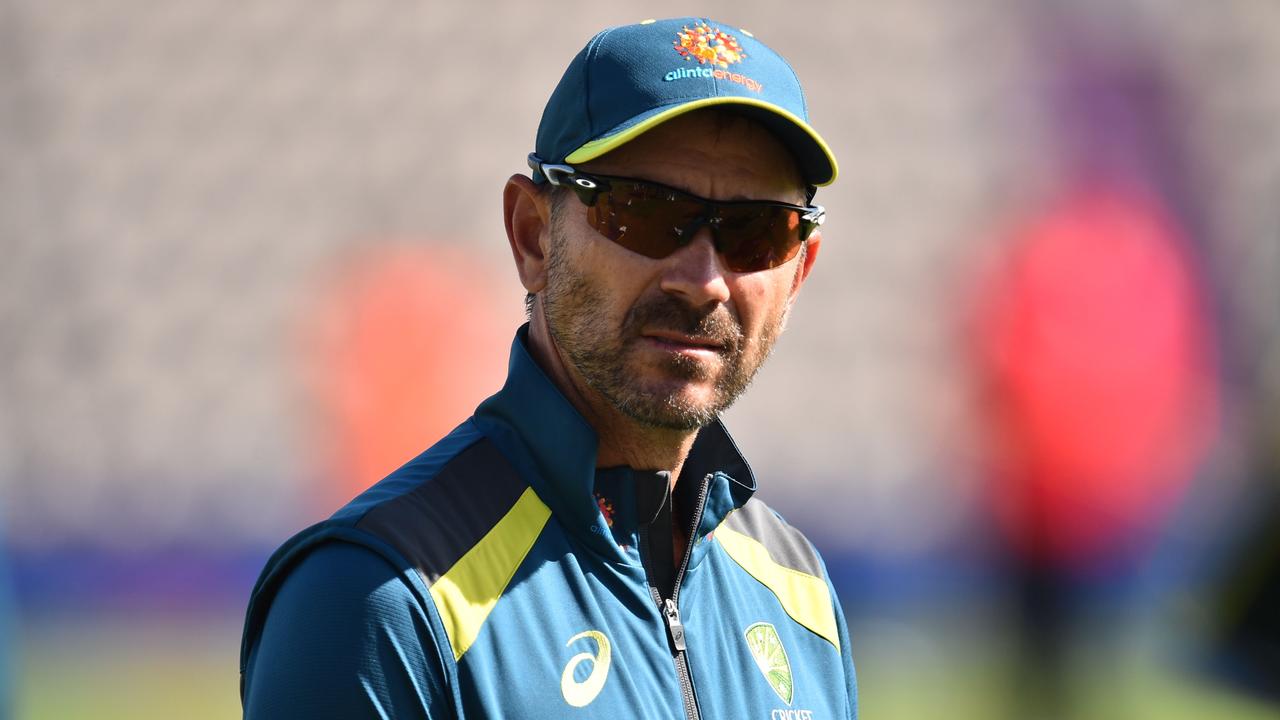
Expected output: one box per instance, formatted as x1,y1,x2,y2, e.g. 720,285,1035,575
531,18,838,188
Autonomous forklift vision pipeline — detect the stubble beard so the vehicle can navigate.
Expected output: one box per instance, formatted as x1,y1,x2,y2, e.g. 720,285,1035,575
540,216,788,431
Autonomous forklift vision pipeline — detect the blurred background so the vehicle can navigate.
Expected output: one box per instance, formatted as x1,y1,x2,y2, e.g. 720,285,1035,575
1,0,1278,718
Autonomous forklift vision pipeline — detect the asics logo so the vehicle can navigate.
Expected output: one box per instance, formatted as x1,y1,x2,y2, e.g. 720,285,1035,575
560,630,612,707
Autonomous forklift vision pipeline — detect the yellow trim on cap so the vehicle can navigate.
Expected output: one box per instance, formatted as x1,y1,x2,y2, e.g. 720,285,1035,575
563,97,839,186
716,525,841,651
428,487,552,661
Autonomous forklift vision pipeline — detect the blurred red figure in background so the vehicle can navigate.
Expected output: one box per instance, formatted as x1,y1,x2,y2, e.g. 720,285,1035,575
302,246,517,512
977,185,1216,570
974,182,1218,716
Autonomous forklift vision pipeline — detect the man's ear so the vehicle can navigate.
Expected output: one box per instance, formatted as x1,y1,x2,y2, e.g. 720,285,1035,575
790,229,821,298
504,174,553,294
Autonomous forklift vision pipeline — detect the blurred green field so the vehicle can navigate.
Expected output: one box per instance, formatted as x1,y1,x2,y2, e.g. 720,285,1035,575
14,610,1280,719
857,627,1280,720
17,611,243,720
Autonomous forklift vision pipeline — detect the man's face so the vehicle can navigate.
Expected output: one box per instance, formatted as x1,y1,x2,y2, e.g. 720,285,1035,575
540,110,815,431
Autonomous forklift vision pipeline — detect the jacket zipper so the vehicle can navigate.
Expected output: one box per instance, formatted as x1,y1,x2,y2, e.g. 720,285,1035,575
639,473,712,720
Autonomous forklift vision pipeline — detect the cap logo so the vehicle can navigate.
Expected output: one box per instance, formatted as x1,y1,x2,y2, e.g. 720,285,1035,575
673,22,746,68
663,21,763,93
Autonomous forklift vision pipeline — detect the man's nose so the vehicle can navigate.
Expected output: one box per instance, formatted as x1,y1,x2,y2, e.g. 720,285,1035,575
658,227,732,306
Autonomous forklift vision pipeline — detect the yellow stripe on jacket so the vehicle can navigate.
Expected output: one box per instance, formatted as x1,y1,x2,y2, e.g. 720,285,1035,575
715,524,840,651
428,487,552,660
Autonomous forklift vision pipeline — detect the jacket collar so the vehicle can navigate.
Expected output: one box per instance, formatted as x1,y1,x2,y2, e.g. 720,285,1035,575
472,325,757,561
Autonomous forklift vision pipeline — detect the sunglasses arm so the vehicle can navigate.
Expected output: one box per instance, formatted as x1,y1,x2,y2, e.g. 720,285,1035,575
528,154,582,186
528,155,609,205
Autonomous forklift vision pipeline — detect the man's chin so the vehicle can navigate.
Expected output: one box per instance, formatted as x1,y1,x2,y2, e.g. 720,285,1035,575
621,401,717,432
612,379,722,431
627,364,720,403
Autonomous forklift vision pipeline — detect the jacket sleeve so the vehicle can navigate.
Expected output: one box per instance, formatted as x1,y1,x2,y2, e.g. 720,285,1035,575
242,542,454,719
830,578,859,719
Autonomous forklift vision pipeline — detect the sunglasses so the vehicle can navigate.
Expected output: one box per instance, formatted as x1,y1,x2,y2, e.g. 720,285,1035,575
530,157,825,273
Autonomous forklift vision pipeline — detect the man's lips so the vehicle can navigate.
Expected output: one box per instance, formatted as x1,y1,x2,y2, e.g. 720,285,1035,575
641,330,727,352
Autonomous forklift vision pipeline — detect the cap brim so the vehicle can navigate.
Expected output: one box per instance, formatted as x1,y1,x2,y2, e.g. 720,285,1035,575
563,97,838,187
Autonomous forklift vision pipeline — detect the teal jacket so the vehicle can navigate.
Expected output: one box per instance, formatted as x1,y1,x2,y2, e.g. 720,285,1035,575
241,326,857,718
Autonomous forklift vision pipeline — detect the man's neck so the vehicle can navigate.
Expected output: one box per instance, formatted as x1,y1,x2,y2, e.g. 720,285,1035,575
527,314,695,489
593,419,695,487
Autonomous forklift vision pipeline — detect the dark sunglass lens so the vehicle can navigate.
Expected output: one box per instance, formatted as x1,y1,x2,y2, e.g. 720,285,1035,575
717,207,804,272
586,182,702,259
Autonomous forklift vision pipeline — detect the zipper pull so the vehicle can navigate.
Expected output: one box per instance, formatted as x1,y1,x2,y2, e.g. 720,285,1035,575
663,598,687,652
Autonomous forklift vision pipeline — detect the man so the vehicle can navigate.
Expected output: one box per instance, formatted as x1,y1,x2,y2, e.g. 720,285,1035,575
241,17,855,719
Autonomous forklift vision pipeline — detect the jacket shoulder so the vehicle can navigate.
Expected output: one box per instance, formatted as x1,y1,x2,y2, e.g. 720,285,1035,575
241,427,537,683
714,496,843,651
718,496,830,582
354,435,532,585
350,432,551,664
